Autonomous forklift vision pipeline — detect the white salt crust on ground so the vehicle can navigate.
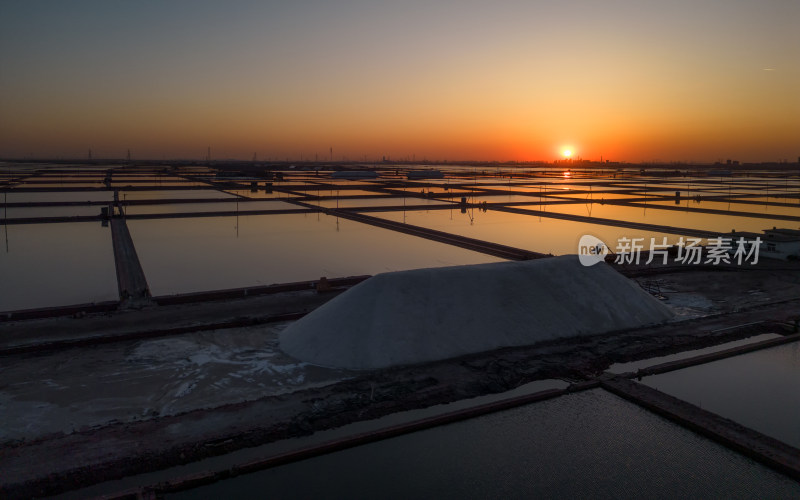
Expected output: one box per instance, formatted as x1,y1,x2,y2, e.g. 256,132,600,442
280,256,674,370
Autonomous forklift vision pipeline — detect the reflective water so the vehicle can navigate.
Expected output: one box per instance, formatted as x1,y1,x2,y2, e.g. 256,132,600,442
123,200,301,215
538,202,794,234
373,208,680,255
3,191,113,203
120,189,236,201
169,389,800,499
3,167,799,311
646,199,800,217
2,205,105,218
223,189,290,199
13,182,106,188
290,188,385,197
317,197,451,208
127,213,503,296
644,341,800,448
0,222,117,311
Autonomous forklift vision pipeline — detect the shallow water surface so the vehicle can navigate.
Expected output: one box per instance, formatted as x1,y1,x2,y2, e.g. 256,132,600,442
644,341,800,447
128,213,504,296
0,222,117,311
169,389,800,499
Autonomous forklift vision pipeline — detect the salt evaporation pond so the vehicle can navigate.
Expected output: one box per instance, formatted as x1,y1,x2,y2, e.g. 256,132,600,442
316,197,452,208
645,199,800,218
120,189,236,201
128,213,504,296
223,189,292,199
0,222,118,311
373,208,680,255
644,341,800,448
124,200,301,215
169,389,800,499
3,191,113,203
2,205,105,218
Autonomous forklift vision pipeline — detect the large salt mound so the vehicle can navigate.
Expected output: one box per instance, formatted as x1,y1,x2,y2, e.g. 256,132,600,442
280,256,674,370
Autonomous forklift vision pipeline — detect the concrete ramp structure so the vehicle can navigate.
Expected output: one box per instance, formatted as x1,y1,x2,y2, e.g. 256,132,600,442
280,256,674,370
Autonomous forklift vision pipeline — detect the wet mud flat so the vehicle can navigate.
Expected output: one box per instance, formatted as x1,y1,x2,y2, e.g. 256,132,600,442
1,263,799,498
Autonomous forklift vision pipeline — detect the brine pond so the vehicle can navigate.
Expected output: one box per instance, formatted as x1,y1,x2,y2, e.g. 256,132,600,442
169,389,800,499
127,213,503,296
0,222,117,311
644,341,800,448
3,165,799,312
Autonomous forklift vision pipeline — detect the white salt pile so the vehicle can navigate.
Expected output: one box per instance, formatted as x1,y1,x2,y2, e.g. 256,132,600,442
280,256,674,370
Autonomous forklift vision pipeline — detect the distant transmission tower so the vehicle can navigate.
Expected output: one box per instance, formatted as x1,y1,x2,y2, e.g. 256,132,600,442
127,149,131,162
206,146,211,163
330,147,333,162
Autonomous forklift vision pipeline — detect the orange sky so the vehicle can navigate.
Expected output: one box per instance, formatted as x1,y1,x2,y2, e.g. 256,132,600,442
1,1,798,163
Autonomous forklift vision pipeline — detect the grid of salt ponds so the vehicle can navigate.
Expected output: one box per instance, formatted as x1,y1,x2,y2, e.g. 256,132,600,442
372,208,681,255
168,389,800,499
127,213,504,296
0,222,117,311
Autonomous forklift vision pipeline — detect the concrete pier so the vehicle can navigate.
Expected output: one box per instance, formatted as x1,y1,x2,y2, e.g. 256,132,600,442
110,216,151,304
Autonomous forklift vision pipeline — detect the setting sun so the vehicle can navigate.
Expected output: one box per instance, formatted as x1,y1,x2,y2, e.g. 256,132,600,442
562,149,573,158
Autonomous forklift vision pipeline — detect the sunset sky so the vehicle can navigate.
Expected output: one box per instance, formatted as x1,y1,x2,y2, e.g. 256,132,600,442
1,0,798,163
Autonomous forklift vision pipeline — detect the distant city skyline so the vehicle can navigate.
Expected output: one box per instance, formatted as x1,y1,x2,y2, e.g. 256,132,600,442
1,1,798,163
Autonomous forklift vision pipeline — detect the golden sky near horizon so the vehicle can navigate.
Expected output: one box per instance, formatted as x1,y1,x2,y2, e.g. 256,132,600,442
1,1,798,162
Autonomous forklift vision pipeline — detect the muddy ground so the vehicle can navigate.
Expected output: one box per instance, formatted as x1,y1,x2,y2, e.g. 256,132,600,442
1,259,799,498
